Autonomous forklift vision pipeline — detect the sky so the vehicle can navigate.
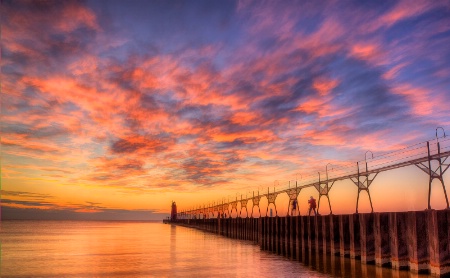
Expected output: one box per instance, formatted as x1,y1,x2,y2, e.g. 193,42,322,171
2,0,450,220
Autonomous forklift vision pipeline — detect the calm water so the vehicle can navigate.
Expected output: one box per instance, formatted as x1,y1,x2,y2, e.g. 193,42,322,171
0,221,430,277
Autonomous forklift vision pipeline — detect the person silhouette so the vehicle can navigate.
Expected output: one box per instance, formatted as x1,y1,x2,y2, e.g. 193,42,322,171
291,199,297,216
308,196,317,216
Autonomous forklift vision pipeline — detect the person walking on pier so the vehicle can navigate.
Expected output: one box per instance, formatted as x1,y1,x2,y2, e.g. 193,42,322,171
308,196,317,216
291,199,298,216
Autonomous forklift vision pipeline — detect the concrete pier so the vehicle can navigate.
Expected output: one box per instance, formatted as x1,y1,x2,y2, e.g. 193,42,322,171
374,212,390,266
428,210,450,276
349,214,361,259
359,213,375,264
390,212,409,269
330,215,340,255
172,210,450,277
339,215,350,257
407,211,429,273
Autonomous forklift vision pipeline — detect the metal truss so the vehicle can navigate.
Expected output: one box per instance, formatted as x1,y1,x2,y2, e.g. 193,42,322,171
286,183,301,216
415,141,450,209
239,195,249,218
266,187,278,217
250,192,261,218
178,128,450,219
350,160,377,213
315,169,335,215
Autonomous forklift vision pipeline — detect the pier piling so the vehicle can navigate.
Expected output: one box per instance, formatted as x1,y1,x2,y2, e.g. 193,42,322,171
172,210,450,277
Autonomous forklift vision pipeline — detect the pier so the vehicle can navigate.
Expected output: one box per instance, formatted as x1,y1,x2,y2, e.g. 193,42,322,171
169,132,450,276
171,210,450,276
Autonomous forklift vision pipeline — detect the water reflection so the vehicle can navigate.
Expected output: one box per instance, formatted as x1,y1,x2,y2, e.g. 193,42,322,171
1,221,330,277
300,250,431,278
1,221,434,277
170,224,177,271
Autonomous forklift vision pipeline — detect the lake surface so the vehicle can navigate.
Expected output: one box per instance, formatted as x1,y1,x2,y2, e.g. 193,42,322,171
0,221,430,277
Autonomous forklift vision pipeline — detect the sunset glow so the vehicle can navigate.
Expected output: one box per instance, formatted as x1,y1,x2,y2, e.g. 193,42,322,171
2,0,450,220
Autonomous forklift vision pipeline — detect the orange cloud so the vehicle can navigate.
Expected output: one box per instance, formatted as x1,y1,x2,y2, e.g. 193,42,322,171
313,78,339,96
230,111,260,125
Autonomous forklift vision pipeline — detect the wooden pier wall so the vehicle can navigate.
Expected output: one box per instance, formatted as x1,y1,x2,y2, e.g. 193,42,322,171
171,210,450,276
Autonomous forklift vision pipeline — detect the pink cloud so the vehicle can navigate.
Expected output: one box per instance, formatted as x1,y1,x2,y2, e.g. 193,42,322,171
3,0,449,216
391,84,443,116
312,78,339,97
350,43,382,62
379,0,434,28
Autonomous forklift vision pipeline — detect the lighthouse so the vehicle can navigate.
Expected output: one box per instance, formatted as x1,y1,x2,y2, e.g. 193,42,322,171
170,201,177,221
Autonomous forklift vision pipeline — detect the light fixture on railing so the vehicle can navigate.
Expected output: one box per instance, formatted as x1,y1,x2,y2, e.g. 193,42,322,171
326,163,334,181
365,150,374,160
436,127,446,142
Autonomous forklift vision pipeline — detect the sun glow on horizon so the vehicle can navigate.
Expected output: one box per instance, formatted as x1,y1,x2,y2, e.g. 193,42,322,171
2,0,450,220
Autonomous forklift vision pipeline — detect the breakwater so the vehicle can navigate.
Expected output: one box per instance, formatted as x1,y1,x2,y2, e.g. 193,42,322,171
170,210,450,276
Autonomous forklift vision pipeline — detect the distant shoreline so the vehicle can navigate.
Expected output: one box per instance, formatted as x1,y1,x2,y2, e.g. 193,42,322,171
1,219,164,222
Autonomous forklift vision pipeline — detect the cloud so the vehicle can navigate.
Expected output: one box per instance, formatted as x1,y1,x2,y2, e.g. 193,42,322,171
1,189,167,220
1,1,99,72
1,190,53,200
2,203,166,221
85,157,146,182
2,0,450,218
110,135,174,154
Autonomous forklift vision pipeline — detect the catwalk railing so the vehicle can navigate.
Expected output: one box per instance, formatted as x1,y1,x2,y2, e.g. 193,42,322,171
178,131,450,219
